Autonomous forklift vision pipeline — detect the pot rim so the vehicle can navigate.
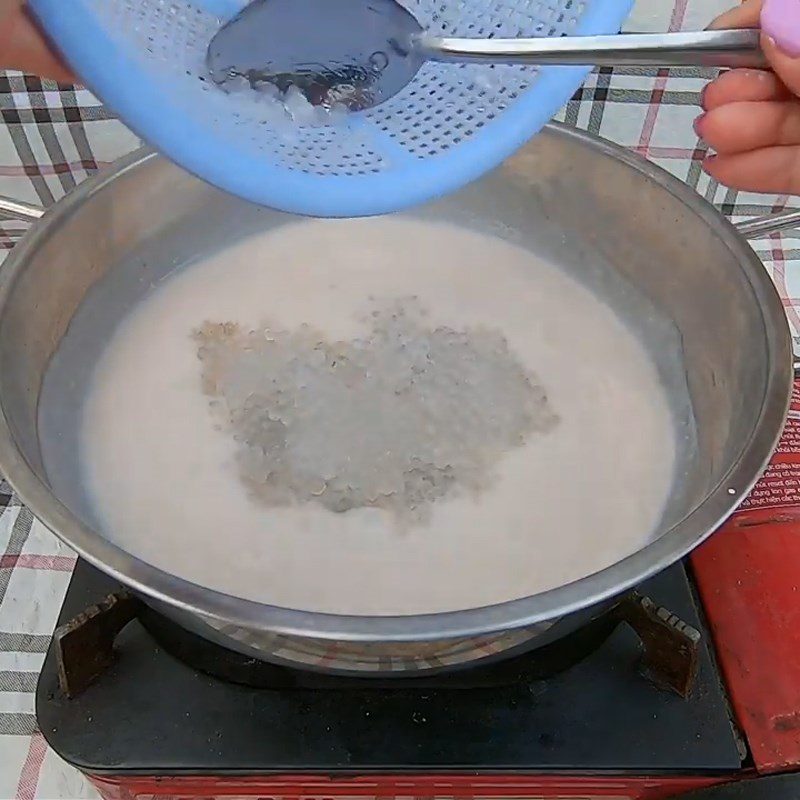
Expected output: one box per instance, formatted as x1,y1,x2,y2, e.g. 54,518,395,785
0,123,791,642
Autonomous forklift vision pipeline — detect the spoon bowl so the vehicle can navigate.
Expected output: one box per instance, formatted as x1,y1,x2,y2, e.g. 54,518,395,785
207,0,426,110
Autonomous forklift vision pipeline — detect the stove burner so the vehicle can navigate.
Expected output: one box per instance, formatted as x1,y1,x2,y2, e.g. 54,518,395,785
138,606,620,690
38,560,742,777
52,585,700,698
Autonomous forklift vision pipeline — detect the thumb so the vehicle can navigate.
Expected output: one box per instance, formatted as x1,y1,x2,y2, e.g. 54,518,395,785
762,0,800,93
762,38,800,98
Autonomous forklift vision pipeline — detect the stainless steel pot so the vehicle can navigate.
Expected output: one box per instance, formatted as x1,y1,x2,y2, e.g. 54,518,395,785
0,124,795,675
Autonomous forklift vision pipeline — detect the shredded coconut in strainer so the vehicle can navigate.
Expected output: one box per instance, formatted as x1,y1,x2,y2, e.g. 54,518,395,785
194,296,558,521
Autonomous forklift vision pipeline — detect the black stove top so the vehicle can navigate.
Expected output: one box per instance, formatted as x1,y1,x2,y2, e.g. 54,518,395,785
36,559,743,775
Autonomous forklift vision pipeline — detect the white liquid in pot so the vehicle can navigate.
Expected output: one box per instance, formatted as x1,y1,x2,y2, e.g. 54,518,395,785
79,218,676,615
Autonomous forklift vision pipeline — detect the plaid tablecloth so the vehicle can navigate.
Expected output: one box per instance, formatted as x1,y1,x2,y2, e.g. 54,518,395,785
1,1,799,796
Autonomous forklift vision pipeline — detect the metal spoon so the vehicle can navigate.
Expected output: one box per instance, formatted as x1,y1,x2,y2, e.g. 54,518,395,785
207,0,765,111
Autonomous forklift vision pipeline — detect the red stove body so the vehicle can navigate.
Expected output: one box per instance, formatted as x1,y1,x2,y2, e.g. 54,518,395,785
88,773,725,800
37,393,800,800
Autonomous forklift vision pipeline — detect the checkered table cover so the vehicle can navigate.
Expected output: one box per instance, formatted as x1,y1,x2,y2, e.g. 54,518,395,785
1,1,799,797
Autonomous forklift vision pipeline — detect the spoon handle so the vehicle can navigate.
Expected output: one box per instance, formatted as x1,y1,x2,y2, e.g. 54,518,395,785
416,29,765,69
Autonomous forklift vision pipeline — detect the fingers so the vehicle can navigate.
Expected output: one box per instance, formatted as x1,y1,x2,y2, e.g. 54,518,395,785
701,69,789,110
0,0,25,17
699,1,800,195
707,0,762,30
698,100,800,154
703,146,800,194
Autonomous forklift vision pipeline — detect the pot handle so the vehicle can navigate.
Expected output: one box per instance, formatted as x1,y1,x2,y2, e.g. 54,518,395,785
0,196,45,224
735,209,800,239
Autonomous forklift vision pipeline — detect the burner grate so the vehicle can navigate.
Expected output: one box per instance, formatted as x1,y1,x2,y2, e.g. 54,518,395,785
52,574,699,697
36,559,742,775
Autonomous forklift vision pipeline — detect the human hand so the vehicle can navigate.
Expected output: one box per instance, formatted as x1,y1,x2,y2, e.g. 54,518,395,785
698,0,800,194
0,0,74,82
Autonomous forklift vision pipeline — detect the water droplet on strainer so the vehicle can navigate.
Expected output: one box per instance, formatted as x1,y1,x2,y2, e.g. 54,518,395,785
369,51,390,71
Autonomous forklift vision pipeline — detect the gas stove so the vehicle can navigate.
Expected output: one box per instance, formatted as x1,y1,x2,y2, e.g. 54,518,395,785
34,389,800,800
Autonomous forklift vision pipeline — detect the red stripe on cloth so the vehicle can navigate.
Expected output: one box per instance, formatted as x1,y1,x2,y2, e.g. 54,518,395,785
666,0,690,36
767,198,800,334
15,731,47,800
0,554,75,571
0,160,110,177
637,74,669,157
637,0,690,157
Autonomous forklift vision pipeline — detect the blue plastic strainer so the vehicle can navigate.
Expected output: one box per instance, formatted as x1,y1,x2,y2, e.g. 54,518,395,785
29,0,633,217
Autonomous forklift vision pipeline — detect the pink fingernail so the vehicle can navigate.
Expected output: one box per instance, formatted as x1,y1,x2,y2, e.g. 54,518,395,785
762,0,800,57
